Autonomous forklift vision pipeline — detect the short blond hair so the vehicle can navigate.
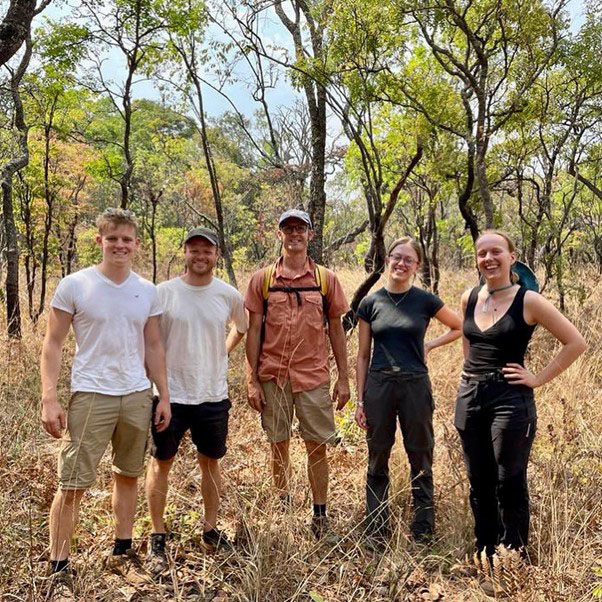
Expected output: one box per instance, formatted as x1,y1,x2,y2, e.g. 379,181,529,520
96,208,138,236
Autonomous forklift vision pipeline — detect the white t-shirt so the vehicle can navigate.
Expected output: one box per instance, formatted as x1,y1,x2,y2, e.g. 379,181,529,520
157,276,247,404
51,266,162,395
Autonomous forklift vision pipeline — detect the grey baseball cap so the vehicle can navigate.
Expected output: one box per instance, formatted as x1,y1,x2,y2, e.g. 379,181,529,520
278,209,313,229
184,227,219,246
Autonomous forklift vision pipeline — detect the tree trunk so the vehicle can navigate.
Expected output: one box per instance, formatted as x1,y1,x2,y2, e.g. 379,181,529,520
475,140,494,228
120,83,133,209
119,55,135,209
63,178,84,276
0,0,36,67
2,180,22,337
185,58,237,287
555,242,565,312
475,82,494,228
430,203,440,294
1,35,32,338
458,142,479,241
17,172,35,319
343,143,422,331
33,119,55,323
150,191,159,284
65,215,77,275
306,78,327,264
275,0,328,265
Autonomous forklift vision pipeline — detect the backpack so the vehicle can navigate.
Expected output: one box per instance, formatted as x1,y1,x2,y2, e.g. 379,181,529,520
261,262,329,341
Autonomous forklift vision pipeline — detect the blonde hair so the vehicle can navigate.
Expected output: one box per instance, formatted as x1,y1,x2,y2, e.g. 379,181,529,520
387,236,422,264
96,208,138,236
476,229,519,284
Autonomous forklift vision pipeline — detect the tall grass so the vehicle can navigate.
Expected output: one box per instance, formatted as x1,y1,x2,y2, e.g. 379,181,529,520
1,268,601,601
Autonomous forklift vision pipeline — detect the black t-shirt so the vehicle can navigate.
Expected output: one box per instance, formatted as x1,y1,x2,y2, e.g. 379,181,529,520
357,286,444,373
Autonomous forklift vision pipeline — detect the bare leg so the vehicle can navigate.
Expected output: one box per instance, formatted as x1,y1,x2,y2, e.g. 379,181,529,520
112,473,139,539
271,439,290,497
197,453,222,532
145,457,175,534
305,441,328,505
49,489,86,561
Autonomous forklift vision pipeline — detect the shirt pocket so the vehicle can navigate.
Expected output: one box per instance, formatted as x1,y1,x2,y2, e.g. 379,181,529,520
302,292,327,356
303,292,325,324
265,292,289,329
304,292,327,334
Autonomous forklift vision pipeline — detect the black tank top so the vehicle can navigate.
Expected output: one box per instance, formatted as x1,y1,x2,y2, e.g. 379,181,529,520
463,286,536,373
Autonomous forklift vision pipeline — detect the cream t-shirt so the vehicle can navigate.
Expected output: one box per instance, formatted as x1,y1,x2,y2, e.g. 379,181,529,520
157,276,247,404
51,266,162,395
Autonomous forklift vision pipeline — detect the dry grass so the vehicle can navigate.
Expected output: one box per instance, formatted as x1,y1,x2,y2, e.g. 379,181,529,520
1,268,601,601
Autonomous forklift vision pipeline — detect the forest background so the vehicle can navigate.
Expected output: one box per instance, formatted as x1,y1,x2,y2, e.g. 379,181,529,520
1,0,602,600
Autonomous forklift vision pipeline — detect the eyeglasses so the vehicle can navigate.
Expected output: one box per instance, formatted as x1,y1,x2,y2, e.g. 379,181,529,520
281,224,309,234
103,207,136,218
388,253,418,266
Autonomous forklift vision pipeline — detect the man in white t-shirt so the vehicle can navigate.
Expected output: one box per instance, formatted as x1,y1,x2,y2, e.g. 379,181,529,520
145,227,247,569
40,208,171,591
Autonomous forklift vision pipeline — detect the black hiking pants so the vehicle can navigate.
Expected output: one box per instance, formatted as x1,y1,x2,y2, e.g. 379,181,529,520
363,370,435,539
454,374,537,556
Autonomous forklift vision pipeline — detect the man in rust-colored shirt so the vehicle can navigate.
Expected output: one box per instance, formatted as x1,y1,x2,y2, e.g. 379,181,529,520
245,209,350,538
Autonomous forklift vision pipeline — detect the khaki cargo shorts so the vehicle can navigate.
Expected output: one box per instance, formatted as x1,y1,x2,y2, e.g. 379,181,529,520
58,388,153,490
260,380,336,444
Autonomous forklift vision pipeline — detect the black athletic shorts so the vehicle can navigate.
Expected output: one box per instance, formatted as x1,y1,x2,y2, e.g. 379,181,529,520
150,398,231,460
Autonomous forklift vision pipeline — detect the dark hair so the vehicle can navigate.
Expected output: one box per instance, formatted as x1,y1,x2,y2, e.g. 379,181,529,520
387,236,422,264
476,229,519,284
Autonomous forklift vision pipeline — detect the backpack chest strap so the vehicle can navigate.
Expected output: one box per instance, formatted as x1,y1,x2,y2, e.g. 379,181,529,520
268,285,322,306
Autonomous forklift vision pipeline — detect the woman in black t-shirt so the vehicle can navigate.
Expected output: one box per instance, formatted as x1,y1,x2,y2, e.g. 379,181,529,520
355,237,462,543
456,230,585,560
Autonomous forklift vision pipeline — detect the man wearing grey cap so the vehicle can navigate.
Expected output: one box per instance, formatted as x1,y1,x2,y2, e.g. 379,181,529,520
245,209,350,538
145,227,247,569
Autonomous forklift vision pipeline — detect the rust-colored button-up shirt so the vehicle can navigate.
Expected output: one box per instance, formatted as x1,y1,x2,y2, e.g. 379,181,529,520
245,257,349,393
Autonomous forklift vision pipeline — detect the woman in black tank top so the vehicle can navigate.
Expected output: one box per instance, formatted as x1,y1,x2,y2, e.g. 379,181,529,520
455,230,585,565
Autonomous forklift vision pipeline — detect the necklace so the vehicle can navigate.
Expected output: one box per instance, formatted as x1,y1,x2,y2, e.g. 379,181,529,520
385,286,412,307
482,283,515,313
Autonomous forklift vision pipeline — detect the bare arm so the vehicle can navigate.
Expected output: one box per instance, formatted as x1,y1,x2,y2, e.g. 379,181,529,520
245,311,265,411
226,325,245,354
328,316,350,410
144,315,171,432
354,318,372,430
460,289,471,360
503,292,587,387
40,307,73,438
425,304,463,355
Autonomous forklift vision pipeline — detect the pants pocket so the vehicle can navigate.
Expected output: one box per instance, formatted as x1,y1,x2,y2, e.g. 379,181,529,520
453,380,477,430
426,377,435,411
522,394,537,438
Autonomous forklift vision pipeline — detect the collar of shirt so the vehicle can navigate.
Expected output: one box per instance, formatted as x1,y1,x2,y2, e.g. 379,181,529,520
273,256,314,282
